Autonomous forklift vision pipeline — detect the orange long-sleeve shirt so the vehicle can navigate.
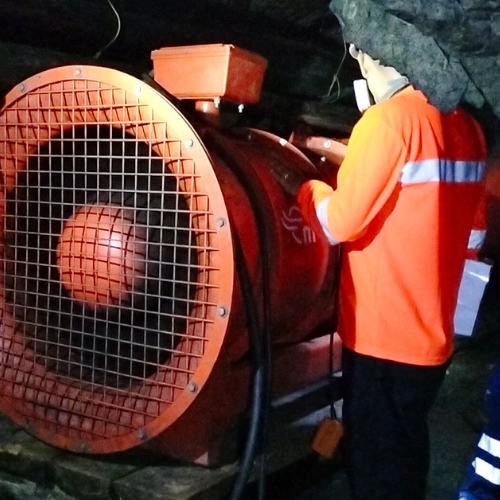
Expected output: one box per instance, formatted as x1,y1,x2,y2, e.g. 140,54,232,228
298,87,486,365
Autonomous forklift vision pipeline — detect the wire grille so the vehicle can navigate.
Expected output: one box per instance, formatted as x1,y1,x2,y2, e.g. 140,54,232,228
0,69,229,449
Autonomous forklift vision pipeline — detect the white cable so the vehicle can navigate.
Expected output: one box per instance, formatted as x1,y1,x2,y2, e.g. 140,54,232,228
322,39,348,103
94,0,122,60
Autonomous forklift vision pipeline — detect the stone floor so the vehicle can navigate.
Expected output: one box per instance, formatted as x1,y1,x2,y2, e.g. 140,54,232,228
294,336,498,500
242,335,499,500
0,334,496,500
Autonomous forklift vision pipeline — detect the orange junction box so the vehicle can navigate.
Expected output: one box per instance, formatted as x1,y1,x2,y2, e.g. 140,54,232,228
151,43,268,104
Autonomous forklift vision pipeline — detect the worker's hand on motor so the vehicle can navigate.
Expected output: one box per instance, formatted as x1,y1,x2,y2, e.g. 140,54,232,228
297,179,336,242
270,162,307,196
297,180,334,211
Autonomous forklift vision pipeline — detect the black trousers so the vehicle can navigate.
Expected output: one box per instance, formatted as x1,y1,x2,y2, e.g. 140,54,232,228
341,346,449,500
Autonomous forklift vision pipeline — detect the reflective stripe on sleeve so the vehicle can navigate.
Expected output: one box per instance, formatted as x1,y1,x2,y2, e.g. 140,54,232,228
479,434,500,459
400,159,485,185
473,457,500,485
469,229,486,250
316,197,339,245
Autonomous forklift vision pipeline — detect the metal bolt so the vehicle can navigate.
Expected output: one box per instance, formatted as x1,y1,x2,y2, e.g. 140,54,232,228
217,305,228,318
320,156,326,162
137,429,148,441
75,68,82,77
79,442,88,453
323,140,332,149
24,423,32,432
187,381,198,393
279,138,287,147
185,139,195,149
214,97,221,109
238,104,245,113
134,85,143,96
216,217,227,229
19,83,26,93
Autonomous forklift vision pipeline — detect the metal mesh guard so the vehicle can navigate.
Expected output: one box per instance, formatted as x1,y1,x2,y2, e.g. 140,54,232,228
0,66,233,453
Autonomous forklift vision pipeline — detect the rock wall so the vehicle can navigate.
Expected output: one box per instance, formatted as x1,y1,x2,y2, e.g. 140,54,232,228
328,0,500,148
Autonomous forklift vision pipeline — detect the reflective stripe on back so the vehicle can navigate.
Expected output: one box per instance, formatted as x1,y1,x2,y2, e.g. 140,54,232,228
400,159,485,185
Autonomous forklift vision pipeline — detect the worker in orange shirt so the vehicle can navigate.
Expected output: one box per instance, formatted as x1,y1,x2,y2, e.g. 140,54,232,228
298,45,486,500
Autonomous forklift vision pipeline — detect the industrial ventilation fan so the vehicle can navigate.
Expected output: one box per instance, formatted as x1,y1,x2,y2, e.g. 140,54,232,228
0,44,343,465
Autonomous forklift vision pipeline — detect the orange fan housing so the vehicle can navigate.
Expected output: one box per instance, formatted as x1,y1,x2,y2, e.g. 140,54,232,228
0,57,342,464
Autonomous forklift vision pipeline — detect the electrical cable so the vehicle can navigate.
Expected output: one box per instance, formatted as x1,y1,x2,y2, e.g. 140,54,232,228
202,127,343,498
321,11,348,104
94,0,121,60
228,228,266,500
322,41,348,103
329,244,343,420
291,151,343,421
201,131,273,500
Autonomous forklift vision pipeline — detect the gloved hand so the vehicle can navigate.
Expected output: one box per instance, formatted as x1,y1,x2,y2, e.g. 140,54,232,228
297,179,338,244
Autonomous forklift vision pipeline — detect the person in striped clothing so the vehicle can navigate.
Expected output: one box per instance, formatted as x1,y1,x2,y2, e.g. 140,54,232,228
459,360,500,500
459,165,500,500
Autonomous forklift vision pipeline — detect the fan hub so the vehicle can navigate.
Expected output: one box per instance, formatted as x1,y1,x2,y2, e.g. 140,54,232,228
56,204,146,307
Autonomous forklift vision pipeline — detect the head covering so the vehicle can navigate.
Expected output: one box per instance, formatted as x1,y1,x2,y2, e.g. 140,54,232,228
349,45,409,104
349,44,360,60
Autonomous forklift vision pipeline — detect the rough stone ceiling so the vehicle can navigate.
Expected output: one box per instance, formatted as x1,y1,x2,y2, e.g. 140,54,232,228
328,0,500,148
1,0,357,136
214,0,332,26
1,0,500,145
